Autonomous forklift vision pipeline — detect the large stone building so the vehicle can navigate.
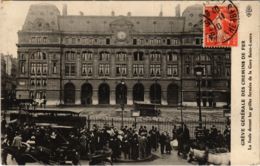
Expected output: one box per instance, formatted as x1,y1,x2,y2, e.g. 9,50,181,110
16,4,231,106
1,53,17,100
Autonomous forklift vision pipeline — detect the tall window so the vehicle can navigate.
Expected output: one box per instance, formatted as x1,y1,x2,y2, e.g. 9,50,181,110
106,38,110,45
65,51,76,61
82,51,93,61
36,79,41,86
195,38,202,45
172,39,179,45
72,38,76,44
36,64,42,75
99,64,110,76
31,37,36,43
167,65,178,76
150,51,161,61
30,79,35,86
133,51,144,61
116,52,127,61
150,64,161,76
137,39,144,45
32,51,46,60
197,64,212,76
42,64,48,75
43,37,47,43
185,55,192,75
133,64,144,76
52,62,57,74
167,52,178,61
167,39,171,45
206,64,212,75
42,79,47,86
82,64,93,76
37,37,41,43
65,63,76,76
195,54,211,62
31,63,36,74
116,64,127,76
133,39,137,45
215,64,222,76
99,51,110,61
185,64,191,75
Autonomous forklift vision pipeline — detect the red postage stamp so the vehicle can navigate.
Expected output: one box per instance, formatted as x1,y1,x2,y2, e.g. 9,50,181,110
204,3,239,47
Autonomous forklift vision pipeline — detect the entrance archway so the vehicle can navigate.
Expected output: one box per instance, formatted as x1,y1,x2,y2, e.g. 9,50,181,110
167,83,179,105
116,83,127,104
64,82,75,104
150,83,161,104
98,83,110,104
133,83,144,102
81,83,93,105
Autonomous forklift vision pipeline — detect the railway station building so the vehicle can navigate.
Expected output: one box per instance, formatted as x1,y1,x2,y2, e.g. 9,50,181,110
16,4,231,106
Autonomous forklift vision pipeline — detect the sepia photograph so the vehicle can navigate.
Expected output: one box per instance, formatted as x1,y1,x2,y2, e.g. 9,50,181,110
2,0,255,165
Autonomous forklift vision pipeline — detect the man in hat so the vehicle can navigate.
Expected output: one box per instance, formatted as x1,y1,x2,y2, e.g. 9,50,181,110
139,132,147,159
50,131,57,152
12,132,22,150
159,131,166,154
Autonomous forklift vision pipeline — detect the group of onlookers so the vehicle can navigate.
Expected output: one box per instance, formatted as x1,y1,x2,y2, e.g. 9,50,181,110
1,118,231,164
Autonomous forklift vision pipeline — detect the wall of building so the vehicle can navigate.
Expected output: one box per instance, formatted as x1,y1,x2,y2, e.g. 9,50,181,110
16,4,231,107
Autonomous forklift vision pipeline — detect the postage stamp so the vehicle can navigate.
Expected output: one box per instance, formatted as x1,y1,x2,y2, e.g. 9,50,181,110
204,2,239,47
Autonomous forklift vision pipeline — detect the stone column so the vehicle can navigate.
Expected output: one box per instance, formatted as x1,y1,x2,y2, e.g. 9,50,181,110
92,89,98,105
127,89,133,105
162,52,167,78
77,52,81,77
144,89,150,103
128,52,133,78
110,90,116,105
111,50,115,78
161,90,167,105
75,89,81,104
93,49,98,79
144,51,150,78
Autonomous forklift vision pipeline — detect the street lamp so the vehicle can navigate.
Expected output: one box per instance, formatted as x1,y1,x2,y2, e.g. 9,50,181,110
194,65,203,128
120,81,125,128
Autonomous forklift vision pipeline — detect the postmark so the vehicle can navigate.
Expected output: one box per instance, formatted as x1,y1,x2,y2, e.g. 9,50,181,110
204,1,239,47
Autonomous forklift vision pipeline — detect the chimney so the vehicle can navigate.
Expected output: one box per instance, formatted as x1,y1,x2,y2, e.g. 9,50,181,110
62,4,67,16
159,4,163,17
159,11,163,17
111,11,115,16
127,12,131,17
175,4,180,17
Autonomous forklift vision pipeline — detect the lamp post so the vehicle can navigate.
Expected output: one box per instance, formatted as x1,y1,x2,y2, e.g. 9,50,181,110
194,65,203,128
120,81,125,128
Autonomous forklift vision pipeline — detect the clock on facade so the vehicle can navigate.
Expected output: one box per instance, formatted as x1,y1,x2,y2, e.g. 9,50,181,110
117,31,127,40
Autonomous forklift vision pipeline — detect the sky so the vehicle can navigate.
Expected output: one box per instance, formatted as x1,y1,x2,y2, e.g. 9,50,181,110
0,1,202,57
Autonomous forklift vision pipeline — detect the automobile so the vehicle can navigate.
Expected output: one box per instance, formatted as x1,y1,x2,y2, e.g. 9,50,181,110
89,148,112,165
132,101,161,117
10,109,86,128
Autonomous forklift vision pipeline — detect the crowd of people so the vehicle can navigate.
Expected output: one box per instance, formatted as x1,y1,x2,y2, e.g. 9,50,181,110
1,118,231,164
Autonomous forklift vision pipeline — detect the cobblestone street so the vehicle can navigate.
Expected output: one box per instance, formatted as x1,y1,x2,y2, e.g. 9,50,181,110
7,150,191,165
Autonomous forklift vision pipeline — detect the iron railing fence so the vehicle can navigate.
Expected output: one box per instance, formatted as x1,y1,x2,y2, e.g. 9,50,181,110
86,116,226,139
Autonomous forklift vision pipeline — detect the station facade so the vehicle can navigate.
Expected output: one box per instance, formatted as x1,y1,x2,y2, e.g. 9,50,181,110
16,4,231,106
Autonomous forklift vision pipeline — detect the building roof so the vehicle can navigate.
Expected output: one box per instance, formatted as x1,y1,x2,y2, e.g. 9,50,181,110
22,4,60,31
21,3,203,33
58,15,185,33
